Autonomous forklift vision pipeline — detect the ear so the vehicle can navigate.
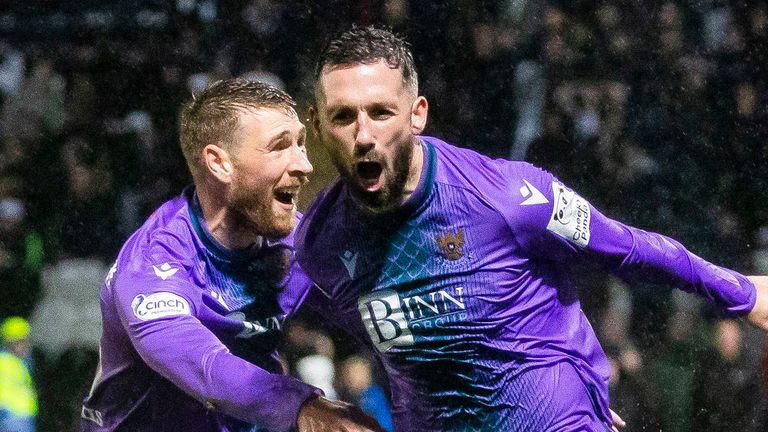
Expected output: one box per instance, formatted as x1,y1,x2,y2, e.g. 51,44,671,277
308,105,321,139
410,96,429,135
202,143,234,184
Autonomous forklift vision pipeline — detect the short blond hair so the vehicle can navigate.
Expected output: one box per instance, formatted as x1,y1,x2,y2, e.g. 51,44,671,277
178,78,296,179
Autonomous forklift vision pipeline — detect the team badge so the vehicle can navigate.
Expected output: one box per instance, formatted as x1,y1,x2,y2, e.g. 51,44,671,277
436,228,465,260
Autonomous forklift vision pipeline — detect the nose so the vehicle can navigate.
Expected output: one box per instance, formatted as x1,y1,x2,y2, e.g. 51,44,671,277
287,144,313,179
354,111,375,156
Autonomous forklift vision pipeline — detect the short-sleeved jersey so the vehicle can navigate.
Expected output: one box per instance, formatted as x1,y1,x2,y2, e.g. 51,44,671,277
82,187,318,432
295,136,756,432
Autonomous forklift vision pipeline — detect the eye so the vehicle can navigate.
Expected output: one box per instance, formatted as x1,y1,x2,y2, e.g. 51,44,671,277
331,109,355,125
272,139,291,151
369,108,394,120
297,136,307,153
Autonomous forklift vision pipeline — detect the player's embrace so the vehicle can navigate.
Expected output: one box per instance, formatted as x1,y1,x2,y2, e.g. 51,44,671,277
81,79,385,432
295,26,768,432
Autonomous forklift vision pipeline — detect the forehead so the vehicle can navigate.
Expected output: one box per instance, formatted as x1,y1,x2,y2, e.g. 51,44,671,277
318,60,407,107
236,107,303,136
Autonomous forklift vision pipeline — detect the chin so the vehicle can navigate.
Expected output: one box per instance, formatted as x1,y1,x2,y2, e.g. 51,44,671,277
240,206,296,239
351,186,398,213
260,224,293,239
263,213,296,238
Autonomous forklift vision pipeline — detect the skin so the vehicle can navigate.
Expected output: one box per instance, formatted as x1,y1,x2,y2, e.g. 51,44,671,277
311,60,428,214
747,276,768,332
197,107,313,248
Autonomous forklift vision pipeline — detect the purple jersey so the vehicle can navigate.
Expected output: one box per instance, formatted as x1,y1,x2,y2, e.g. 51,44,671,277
82,187,318,432
295,136,756,432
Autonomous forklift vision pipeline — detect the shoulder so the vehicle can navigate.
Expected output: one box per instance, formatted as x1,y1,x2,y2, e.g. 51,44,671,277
424,135,546,193
424,136,555,218
111,194,201,297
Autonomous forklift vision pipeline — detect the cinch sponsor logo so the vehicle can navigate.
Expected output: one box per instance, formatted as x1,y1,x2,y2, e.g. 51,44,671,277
131,292,190,321
547,181,591,247
358,287,467,352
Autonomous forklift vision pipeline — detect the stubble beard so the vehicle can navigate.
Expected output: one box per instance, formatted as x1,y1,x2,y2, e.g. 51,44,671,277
229,178,294,240
334,141,413,214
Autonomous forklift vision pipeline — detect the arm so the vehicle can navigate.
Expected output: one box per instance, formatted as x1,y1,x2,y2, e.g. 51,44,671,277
114,253,385,432
130,316,384,432
498,162,756,318
107,249,318,431
747,276,768,331
121,302,319,431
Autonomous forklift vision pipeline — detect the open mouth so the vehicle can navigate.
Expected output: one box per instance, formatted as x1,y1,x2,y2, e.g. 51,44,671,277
355,161,383,187
273,188,297,205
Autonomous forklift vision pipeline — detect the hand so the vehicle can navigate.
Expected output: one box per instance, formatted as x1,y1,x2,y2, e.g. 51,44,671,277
610,409,626,431
747,276,768,331
297,396,386,432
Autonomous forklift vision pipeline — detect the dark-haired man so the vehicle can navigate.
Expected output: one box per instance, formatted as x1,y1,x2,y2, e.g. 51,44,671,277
81,79,384,432
296,27,768,431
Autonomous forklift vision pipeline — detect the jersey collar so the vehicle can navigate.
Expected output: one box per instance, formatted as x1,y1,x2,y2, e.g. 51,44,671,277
185,186,266,263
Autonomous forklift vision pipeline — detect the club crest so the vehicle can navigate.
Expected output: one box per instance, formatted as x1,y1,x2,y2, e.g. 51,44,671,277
436,228,465,260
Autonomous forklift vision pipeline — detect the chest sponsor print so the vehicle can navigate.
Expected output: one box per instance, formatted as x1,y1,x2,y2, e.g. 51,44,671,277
357,286,468,352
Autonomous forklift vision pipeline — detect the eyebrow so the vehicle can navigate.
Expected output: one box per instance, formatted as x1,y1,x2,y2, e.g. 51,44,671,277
268,126,306,147
325,100,398,114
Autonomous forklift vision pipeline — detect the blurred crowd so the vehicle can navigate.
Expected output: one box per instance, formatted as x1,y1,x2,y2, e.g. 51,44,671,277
1,1,767,431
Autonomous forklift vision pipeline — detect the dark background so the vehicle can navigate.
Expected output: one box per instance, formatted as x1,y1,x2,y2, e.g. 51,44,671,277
1,1,767,431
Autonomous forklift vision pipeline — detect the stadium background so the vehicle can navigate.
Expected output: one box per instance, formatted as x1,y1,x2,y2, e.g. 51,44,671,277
1,1,767,430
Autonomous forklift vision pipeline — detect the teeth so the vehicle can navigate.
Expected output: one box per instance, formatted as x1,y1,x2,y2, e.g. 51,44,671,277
274,189,298,205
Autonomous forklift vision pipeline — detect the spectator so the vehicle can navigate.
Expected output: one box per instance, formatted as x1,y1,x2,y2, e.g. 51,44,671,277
692,320,764,431
0,197,43,319
0,316,37,432
337,356,393,432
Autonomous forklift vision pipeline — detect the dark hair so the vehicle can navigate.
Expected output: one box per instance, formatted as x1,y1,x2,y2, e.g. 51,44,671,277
178,78,295,179
315,26,418,95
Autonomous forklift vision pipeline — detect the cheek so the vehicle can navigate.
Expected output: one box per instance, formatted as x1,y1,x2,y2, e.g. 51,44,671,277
322,135,354,163
234,169,273,196
389,122,412,141
324,120,358,144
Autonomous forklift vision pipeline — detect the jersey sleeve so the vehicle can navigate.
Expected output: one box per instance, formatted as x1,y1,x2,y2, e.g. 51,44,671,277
493,161,756,318
109,252,319,431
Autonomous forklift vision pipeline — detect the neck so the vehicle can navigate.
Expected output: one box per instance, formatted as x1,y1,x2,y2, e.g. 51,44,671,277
399,137,424,205
196,181,261,250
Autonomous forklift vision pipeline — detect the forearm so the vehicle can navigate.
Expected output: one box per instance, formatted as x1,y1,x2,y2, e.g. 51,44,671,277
586,214,756,317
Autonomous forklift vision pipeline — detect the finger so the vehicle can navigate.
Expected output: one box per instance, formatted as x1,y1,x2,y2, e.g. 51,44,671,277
347,411,386,432
610,409,626,429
